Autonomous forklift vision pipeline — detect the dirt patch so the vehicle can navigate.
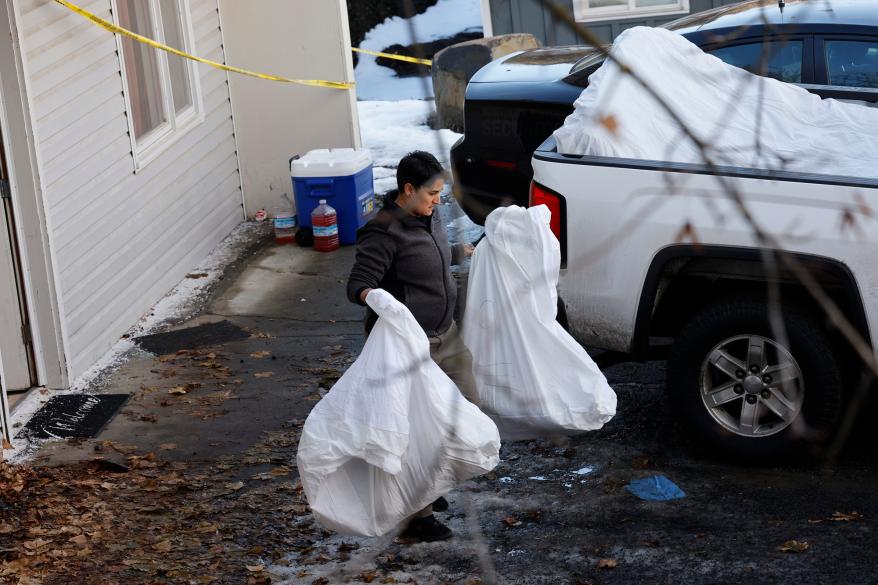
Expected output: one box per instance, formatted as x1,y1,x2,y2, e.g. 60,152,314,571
135,321,250,355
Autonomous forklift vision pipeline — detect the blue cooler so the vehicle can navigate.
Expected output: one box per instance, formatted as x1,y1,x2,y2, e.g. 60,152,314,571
291,148,375,245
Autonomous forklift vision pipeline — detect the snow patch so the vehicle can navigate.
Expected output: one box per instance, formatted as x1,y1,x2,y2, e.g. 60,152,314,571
358,100,460,171
354,0,483,100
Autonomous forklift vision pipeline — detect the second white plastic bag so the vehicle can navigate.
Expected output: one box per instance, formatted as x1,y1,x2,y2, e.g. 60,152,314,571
463,205,617,440
297,289,500,537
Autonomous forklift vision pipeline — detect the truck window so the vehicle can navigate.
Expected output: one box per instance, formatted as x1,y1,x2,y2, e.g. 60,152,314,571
709,41,803,83
825,40,878,88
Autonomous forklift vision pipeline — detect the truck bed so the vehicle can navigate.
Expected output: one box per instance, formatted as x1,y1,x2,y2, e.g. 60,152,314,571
531,138,878,353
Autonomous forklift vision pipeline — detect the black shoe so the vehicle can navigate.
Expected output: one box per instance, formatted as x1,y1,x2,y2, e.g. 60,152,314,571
432,496,449,512
399,514,453,542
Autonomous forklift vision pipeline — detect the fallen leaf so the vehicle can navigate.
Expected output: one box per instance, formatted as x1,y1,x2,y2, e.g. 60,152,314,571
153,540,173,553
23,539,51,550
250,351,271,358
359,570,379,583
597,558,618,569
502,516,522,527
169,386,190,395
225,481,245,491
778,540,809,553
68,534,88,546
831,511,863,522
160,443,177,451
288,504,310,515
254,372,275,378
2,438,13,450
632,457,650,469
246,565,264,573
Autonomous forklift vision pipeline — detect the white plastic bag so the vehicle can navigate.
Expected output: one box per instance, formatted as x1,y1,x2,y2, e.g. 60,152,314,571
554,27,878,179
297,289,500,537
463,205,617,440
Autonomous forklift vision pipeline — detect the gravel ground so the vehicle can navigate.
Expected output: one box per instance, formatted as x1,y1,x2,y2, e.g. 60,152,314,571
272,357,876,585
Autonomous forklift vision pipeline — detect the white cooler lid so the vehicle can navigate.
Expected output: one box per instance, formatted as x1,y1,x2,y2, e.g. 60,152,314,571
290,148,372,178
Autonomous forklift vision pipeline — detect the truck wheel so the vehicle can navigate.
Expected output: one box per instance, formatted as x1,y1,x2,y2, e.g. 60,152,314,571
667,297,843,460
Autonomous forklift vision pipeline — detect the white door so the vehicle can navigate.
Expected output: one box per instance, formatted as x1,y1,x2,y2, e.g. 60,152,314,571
0,131,36,441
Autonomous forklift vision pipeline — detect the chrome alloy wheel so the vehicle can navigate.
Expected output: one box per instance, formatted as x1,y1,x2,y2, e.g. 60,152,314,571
700,335,804,438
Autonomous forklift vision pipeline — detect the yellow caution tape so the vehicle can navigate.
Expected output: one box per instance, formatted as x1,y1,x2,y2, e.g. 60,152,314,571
352,47,433,67
53,0,354,90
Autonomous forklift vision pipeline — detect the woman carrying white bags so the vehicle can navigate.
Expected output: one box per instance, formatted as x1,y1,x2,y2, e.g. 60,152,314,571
296,152,498,543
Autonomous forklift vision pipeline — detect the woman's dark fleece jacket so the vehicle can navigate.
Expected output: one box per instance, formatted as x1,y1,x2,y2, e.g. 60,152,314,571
347,198,464,336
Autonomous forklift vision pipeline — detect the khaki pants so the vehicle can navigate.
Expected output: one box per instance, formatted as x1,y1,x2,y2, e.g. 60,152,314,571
429,322,480,406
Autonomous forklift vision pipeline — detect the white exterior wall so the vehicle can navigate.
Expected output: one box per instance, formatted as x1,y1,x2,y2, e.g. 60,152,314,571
15,0,243,381
218,0,360,218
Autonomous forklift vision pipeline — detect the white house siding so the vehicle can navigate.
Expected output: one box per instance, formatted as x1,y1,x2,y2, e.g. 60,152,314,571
16,0,243,381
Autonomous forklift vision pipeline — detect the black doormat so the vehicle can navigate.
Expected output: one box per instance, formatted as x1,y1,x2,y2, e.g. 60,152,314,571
16,394,130,440
135,320,249,355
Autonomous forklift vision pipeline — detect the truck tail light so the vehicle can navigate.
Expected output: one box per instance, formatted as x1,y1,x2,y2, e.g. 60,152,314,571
529,181,563,242
486,159,516,170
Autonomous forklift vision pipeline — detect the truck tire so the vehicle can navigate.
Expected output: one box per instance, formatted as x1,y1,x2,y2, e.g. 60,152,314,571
667,296,843,461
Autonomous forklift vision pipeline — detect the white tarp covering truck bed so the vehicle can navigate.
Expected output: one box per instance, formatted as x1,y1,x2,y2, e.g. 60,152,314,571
554,27,878,180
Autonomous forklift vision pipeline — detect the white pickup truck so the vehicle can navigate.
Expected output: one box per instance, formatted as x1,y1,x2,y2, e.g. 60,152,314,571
530,138,878,459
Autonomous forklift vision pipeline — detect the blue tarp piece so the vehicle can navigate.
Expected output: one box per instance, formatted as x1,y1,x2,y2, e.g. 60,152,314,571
625,475,686,501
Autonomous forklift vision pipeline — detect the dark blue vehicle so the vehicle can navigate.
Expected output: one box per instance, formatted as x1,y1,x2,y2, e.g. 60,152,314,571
451,0,878,223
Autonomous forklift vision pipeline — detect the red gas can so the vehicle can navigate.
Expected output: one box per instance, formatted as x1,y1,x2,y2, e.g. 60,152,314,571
311,199,340,252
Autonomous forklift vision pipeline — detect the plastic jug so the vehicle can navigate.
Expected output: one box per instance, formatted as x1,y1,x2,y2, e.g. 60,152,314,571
273,208,296,244
312,200,339,252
